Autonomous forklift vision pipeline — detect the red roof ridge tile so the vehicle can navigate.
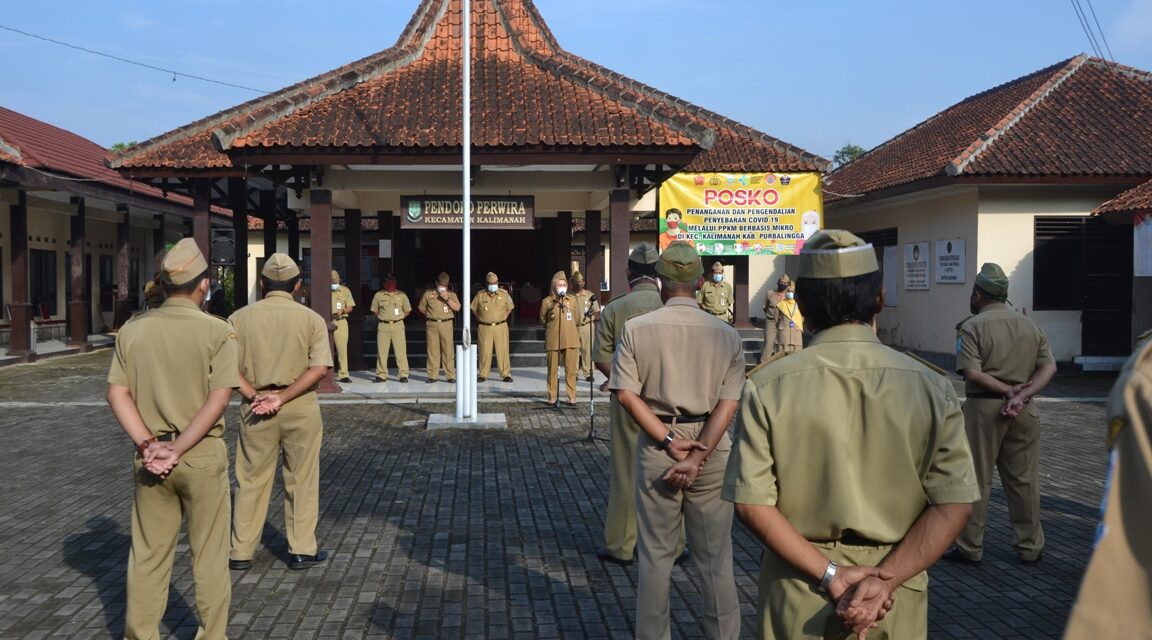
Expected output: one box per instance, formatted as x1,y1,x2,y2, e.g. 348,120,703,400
946,54,1088,176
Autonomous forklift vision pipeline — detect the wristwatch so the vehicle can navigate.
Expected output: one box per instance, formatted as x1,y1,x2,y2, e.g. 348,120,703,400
818,561,839,593
656,431,675,451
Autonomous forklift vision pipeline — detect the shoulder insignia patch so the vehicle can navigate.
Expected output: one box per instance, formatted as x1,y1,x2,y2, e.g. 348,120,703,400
746,350,789,378
903,350,949,377
1108,417,1127,450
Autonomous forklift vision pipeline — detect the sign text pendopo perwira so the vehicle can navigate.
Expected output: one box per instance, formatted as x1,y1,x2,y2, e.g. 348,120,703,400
401,196,535,230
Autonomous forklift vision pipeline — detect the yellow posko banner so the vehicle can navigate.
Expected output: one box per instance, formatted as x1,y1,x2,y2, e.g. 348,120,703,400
657,172,824,256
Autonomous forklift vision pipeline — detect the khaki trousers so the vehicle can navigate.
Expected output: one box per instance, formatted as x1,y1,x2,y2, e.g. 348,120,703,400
375,321,409,379
231,393,323,559
602,395,640,559
761,324,778,363
126,437,230,640
477,322,511,379
577,322,595,378
333,318,350,378
425,320,456,380
757,541,928,639
546,347,578,403
956,397,1044,561
636,424,739,640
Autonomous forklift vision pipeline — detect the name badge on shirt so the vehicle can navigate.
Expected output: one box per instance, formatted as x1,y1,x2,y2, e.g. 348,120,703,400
566,312,573,322
789,320,796,328
394,308,400,316
336,302,343,310
442,305,449,313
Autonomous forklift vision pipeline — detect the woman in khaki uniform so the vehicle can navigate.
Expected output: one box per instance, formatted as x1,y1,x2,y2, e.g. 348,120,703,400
330,270,356,383
540,270,579,406
773,284,804,353
470,271,515,383
370,274,411,383
228,253,333,571
106,238,238,640
418,272,460,383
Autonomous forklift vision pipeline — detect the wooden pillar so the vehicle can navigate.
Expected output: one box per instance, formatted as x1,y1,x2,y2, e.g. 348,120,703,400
377,210,393,280
556,211,572,273
192,180,211,260
734,255,751,328
7,190,34,360
68,197,90,350
287,214,300,261
609,188,631,302
229,178,249,310
584,210,603,297
114,206,132,329
310,190,338,392
260,189,277,259
345,208,364,371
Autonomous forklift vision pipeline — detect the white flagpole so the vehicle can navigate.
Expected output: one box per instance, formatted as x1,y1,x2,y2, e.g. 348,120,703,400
457,0,475,421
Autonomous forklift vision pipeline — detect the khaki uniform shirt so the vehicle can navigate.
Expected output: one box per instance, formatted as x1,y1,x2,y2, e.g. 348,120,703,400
593,282,662,364
419,289,460,321
107,298,239,438
573,289,600,327
370,290,412,321
229,291,332,389
696,280,734,317
470,289,514,324
724,324,979,543
610,297,745,415
1064,341,1152,639
956,302,1054,393
540,293,579,350
331,285,355,319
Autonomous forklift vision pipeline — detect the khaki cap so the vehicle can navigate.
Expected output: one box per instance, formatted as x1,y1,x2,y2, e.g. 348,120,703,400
656,241,704,283
777,273,792,286
711,261,724,272
485,271,498,284
161,238,208,285
797,230,878,279
262,253,301,281
628,242,659,265
571,271,585,284
331,270,341,284
437,272,450,285
975,262,1009,299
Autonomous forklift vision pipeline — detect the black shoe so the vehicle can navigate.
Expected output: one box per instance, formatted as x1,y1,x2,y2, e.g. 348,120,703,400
596,548,634,566
941,547,981,565
477,376,486,383
338,377,351,383
674,547,691,566
545,400,558,408
565,400,577,407
426,379,435,384
503,376,513,383
373,377,386,383
288,550,329,570
446,378,456,384
1019,553,1043,566
400,377,409,383
229,559,251,571
585,375,595,382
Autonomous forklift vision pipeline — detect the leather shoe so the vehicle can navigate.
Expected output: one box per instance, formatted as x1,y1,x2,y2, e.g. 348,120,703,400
1019,553,1043,566
596,548,633,566
288,550,329,570
229,559,251,571
674,547,691,566
446,378,456,384
585,375,595,382
477,376,486,383
338,377,351,383
941,547,981,565
426,379,435,384
503,376,513,383
400,377,409,383
373,376,386,383
545,400,558,408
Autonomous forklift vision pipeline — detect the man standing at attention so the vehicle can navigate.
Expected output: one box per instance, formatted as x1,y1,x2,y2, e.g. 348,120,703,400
370,274,411,383
696,260,733,323
418,272,460,383
571,271,600,382
106,238,237,639
611,241,744,640
724,230,979,638
944,263,1056,566
471,271,515,383
761,274,789,362
330,270,356,383
228,253,332,571
540,270,579,407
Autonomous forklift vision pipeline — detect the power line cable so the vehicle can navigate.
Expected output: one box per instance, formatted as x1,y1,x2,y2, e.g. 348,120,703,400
1084,0,1115,61
0,24,269,93
1068,0,1103,59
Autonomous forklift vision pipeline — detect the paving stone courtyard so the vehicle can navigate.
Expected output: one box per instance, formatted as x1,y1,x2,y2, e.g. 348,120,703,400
0,351,1115,639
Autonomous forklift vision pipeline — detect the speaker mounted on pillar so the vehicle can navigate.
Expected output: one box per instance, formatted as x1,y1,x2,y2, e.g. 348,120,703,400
210,229,236,266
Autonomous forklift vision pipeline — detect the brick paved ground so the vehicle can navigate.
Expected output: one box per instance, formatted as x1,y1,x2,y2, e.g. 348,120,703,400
0,351,1112,639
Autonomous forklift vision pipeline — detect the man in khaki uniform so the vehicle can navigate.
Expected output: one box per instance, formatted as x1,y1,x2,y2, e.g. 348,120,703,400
330,270,356,383
945,263,1056,566
228,253,332,571
611,241,744,640
106,238,238,640
773,283,804,353
593,243,664,565
418,272,460,383
471,271,515,383
724,230,979,639
572,271,601,382
369,274,411,383
696,260,734,323
1064,340,1152,639
761,274,789,362
541,270,579,406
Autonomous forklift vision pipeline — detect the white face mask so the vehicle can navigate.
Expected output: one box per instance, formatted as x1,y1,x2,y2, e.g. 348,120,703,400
330,284,340,291
556,287,567,296
713,274,724,283
487,284,498,293
786,291,794,300
436,286,447,293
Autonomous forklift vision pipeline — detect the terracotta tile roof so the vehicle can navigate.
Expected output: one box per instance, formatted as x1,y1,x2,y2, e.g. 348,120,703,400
825,56,1152,201
247,216,381,232
112,0,824,174
1094,179,1152,214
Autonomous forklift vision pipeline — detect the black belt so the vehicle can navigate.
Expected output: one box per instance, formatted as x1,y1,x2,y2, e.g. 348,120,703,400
657,413,710,423
155,432,178,442
838,532,886,547
479,320,506,326
258,384,288,391
708,310,729,316
966,391,1007,399
380,319,403,324
426,318,453,323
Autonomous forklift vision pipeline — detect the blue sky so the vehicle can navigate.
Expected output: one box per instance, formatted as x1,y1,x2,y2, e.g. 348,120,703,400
2,0,1151,161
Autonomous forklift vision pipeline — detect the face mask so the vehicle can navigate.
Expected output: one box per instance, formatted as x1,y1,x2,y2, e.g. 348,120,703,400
330,284,340,291
385,283,396,292
572,282,582,292
556,287,567,296
667,219,679,230
487,284,498,293
713,274,724,283
786,291,794,300
436,286,447,293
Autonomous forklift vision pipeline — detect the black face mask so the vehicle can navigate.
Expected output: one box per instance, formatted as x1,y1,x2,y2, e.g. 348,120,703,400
969,293,979,315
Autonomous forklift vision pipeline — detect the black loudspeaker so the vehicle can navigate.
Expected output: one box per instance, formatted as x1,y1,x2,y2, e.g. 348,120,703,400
210,229,236,266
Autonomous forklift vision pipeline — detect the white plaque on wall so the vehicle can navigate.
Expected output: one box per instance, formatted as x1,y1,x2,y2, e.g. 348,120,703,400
904,242,929,290
934,239,966,284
